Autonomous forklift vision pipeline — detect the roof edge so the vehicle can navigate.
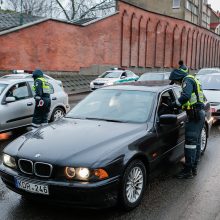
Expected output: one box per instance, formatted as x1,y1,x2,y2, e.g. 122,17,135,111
81,11,120,26
0,17,49,36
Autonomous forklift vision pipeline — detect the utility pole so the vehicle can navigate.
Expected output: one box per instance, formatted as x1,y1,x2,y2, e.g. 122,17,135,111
20,0,23,25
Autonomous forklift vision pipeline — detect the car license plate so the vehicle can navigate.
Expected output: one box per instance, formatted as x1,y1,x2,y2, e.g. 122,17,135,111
15,178,49,195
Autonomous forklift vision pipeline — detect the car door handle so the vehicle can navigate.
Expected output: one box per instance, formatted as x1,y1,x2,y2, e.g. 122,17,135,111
52,97,57,100
27,102,33,106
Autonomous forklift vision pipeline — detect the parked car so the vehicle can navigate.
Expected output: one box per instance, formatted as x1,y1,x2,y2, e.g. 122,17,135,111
1,73,63,88
138,72,171,81
197,73,220,122
0,81,211,210
90,68,139,90
196,68,220,75
0,78,70,133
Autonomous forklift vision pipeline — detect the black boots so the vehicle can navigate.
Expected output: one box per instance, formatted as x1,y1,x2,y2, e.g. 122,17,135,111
175,168,193,179
192,166,197,176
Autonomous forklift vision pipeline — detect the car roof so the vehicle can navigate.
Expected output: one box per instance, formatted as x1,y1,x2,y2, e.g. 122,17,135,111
198,72,220,76
0,78,33,84
101,80,177,93
2,73,31,78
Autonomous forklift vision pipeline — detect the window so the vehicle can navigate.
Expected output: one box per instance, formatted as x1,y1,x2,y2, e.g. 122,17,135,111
6,82,30,100
173,0,180,8
126,71,134,77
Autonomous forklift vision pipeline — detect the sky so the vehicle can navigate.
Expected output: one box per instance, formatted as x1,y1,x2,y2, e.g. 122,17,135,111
208,0,220,12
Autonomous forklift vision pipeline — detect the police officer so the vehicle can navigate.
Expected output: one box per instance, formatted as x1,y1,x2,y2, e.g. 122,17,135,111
169,70,205,179
32,69,51,127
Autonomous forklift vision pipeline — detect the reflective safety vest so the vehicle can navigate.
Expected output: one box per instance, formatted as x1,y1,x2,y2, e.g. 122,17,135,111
182,75,204,110
32,77,50,94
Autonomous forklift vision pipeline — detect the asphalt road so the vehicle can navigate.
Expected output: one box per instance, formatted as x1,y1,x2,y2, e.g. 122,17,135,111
0,94,220,220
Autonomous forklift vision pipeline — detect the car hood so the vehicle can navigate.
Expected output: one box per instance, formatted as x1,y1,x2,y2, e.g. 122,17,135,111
203,90,220,104
5,118,148,167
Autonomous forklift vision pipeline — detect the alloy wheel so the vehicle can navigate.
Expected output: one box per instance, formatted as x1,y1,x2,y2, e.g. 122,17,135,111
126,166,144,203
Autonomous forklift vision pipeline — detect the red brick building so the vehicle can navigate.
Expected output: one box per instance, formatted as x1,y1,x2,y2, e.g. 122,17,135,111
0,0,219,72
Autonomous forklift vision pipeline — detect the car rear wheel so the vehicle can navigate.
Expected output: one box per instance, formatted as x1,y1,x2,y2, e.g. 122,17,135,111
51,107,65,122
119,160,146,211
200,126,207,155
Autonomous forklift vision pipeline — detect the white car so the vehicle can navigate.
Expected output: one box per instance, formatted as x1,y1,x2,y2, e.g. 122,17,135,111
197,68,220,75
0,77,70,133
90,69,139,90
197,73,220,121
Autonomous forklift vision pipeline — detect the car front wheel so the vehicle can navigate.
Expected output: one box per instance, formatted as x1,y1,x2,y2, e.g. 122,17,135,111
119,160,147,211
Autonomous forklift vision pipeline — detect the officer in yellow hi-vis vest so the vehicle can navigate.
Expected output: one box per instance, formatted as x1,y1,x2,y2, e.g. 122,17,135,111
32,69,51,127
169,69,205,179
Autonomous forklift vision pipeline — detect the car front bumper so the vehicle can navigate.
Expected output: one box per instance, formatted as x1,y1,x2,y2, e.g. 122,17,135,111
0,164,120,208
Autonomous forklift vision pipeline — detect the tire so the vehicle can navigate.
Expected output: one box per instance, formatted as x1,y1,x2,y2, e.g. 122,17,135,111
50,107,65,122
119,160,147,211
200,126,207,155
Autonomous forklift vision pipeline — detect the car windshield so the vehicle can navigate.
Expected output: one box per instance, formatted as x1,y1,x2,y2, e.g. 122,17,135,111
99,71,122,78
199,75,220,90
66,89,155,123
0,83,7,95
138,73,164,81
197,69,220,75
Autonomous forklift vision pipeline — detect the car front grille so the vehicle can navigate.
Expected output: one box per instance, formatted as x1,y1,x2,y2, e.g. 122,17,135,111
18,159,33,175
34,162,53,178
18,159,53,178
94,82,105,86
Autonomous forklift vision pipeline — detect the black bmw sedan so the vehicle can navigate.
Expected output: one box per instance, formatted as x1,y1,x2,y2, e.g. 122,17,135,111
0,81,212,210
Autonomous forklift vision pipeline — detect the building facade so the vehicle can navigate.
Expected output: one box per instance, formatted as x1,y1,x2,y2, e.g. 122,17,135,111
0,0,220,72
124,0,211,28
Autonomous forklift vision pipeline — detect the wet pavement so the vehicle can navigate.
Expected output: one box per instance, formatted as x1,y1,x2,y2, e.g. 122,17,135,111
0,94,220,220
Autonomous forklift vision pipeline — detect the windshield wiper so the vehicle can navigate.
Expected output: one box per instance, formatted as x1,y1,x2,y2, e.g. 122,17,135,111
65,116,86,120
203,89,220,91
85,117,126,123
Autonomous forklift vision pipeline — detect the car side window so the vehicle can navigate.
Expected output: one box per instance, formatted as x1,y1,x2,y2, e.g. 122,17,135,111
126,71,133,77
28,81,54,95
121,72,127,78
158,90,182,116
6,82,30,101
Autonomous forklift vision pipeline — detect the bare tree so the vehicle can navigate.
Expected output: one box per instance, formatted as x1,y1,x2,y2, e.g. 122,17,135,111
5,0,52,17
54,0,116,21
4,0,116,20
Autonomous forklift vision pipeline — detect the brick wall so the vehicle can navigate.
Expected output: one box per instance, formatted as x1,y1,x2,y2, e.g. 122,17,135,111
0,0,219,72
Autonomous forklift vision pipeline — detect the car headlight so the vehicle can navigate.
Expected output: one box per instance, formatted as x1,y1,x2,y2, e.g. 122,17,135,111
3,153,16,169
64,167,109,181
90,82,94,87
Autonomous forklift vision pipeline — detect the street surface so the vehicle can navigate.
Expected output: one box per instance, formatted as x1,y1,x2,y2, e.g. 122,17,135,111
0,93,220,220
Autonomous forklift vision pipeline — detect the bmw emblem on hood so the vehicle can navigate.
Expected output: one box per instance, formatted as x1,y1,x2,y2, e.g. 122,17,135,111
35,154,41,158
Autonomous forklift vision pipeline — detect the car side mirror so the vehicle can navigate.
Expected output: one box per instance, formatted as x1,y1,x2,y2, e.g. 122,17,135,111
5,97,16,103
159,114,177,125
121,76,126,79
